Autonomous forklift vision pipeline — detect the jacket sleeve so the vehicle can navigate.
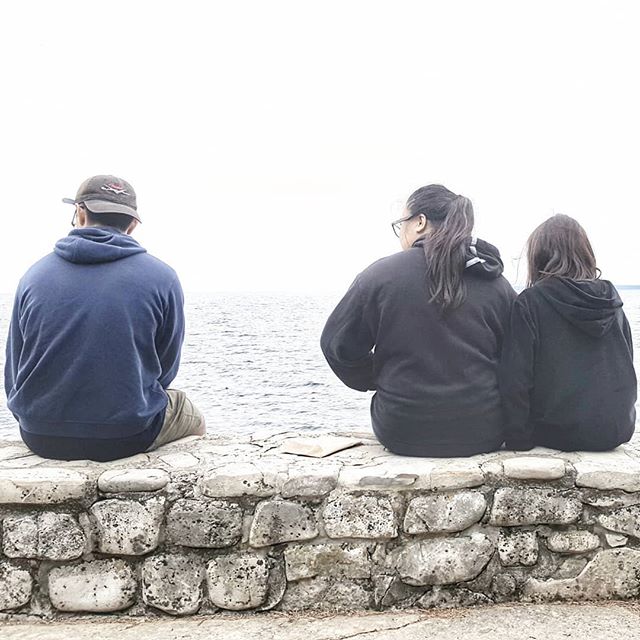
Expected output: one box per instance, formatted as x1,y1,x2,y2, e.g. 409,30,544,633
4,291,23,399
320,276,376,392
499,296,536,450
156,276,185,389
622,313,634,354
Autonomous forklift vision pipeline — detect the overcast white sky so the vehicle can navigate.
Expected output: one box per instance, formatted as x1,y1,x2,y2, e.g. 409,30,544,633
1,0,638,295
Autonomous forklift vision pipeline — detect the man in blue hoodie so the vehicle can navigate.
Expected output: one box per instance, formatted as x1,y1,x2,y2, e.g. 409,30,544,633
4,175,205,461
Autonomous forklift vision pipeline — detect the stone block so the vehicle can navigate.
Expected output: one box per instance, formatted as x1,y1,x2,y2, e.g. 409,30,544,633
323,494,397,539
2,513,85,560
598,505,640,539
498,530,538,566
502,456,566,480
395,533,494,586
546,530,600,554
281,464,339,498
490,488,582,526
523,548,640,601
142,553,205,615
280,576,371,611
90,497,164,555
206,552,270,610
98,468,169,493
249,500,318,547
166,499,242,548
430,460,484,490
284,543,372,581
200,462,276,497
0,562,32,611
338,463,420,491
605,532,628,548
48,559,137,612
403,491,486,533
418,586,493,609
574,453,640,492
0,468,92,504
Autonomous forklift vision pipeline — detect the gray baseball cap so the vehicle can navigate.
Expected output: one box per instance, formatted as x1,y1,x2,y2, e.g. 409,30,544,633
63,175,141,222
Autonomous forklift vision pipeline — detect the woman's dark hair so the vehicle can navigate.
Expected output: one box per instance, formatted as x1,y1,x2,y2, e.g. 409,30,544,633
526,214,598,287
84,209,134,233
406,184,474,309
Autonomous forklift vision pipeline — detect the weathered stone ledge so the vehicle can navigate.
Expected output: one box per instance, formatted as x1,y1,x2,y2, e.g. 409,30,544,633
2,430,640,617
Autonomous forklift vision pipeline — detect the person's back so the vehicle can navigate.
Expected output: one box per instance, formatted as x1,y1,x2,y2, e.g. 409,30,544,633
321,184,516,457
500,215,636,451
5,175,205,461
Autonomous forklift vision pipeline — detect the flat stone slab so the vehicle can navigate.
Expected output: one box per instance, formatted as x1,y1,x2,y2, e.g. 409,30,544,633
0,468,92,504
98,468,170,493
502,456,566,480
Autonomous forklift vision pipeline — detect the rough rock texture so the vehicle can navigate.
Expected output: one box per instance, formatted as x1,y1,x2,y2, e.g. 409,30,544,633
524,549,640,600
0,561,32,611
403,492,486,533
48,559,137,612
98,468,169,493
323,494,397,539
206,552,271,610
490,488,582,526
142,553,205,615
280,577,371,611
418,586,493,609
249,500,318,547
395,534,494,586
2,513,85,560
166,499,243,548
91,497,165,555
0,469,91,504
498,530,538,566
598,505,640,539
201,462,276,497
546,530,600,554
502,457,566,480
284,543,373,580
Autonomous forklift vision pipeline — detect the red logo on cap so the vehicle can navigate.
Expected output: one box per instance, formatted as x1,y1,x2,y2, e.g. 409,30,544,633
101,183,129,196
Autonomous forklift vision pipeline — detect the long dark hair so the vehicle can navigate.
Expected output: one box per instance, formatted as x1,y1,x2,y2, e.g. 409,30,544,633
406,184,474,309
526,214,598,287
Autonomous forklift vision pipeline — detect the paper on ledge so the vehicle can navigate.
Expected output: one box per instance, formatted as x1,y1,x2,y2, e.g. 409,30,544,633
280,436,362,458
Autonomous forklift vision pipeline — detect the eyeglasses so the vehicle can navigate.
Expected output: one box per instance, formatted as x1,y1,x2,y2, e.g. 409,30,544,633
391,214,415,238
71,203,85,227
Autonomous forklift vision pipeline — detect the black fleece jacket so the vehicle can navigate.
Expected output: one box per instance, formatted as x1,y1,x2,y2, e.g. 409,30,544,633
321,239,516,457
500,277,636,451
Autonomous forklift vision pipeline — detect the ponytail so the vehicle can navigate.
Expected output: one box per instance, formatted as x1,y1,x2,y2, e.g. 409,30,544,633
406,186,474,310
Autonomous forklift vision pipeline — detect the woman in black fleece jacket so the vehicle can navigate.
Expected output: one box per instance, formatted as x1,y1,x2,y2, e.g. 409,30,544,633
500,214,636,451
321,185,516,457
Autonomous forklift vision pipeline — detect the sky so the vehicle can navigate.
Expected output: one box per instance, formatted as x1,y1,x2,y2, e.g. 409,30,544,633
0,0,639,295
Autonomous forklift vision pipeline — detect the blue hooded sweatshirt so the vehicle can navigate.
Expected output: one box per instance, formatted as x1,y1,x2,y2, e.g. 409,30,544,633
4,227,185,461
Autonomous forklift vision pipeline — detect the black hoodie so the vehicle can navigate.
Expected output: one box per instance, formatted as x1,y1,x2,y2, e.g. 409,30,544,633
321,239,516,457
500,277,636,451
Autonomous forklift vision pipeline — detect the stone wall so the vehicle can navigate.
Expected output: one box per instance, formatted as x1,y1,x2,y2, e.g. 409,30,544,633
2,431,640,617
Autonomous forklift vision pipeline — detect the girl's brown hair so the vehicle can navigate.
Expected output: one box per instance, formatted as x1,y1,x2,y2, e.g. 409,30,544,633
526,214,598,287
406,184,474,309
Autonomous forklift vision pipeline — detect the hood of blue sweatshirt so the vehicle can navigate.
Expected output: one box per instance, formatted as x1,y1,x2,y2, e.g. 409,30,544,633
54,227,147,264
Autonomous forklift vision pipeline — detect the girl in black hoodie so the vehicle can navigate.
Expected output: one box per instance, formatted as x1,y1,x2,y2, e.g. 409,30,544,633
321,185,516,457
500,215,636,451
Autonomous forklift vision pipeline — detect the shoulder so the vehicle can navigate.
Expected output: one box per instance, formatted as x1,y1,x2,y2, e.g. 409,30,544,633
133,253,181,287
357,248,422,285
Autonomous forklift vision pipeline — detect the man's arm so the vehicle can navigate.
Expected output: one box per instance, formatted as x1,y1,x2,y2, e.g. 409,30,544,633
156,277,185,389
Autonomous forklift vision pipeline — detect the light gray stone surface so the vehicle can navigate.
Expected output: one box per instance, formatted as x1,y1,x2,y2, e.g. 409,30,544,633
0,469,91,504
430,461,484,490
524,548,640,601
98,468,170,493
502,456,566,480
2,513,85,560
498,530,538,566
0,561,32,611
323,494,398,539
206,552,270,610
142,553,205,615
166,498,243,548
598,505,640,539
280,464,338,497
284,542,373,580
403,491,486,533
280,576,371,611
249,500,318,547
394,533,494,585
546,530,600,554
605,532,628,547
574,452,640,492
201,462,276,497
490,488,582,526
90,497,165,555
48,559,137,612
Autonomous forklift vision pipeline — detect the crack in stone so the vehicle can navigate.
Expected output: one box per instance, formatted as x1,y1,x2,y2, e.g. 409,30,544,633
320,616,427,640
